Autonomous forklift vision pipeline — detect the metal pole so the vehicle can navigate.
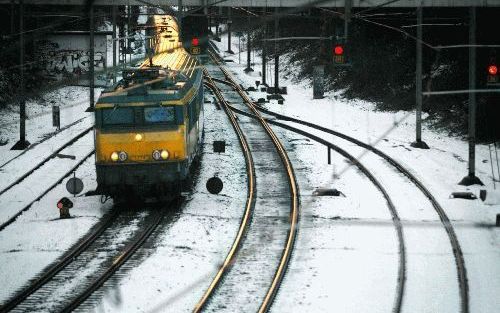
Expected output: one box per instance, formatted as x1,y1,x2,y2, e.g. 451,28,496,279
344,0,351,41
411,3,429,149
468,7,476,177
216,6,221,40
262,7,267,86
327,147,331,164
245,29,252,72
274,7,279,93
87,3,95,112
416,6,422,141
19,0,25,143
127,5,131,65
10,0,14,35
12,0,29,150
460,7,482,185
112,5,117,84
227,7,233,53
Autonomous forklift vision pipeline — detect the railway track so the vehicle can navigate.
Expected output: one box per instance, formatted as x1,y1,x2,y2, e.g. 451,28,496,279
0,210,118,312
195,74,257,311
250,104,469,313
193,52,299,312
0,144,95,231
1,202,177,313
0,116,90,170
0,112,94,231
216,70,468,311
226,103,407,313
204,51,407,313
0,123,93,193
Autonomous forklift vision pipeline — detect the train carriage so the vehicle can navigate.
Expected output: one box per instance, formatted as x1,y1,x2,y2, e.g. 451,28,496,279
94,15,203,200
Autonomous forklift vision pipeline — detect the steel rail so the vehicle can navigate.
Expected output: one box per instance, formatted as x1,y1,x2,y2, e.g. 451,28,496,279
252,104,469,313
0,125,93,198
0,149,95,232
228,104,407,313
0,116,89,170
0,210,118,313
60,203,176,313
192,75,257,312
208,50,300,313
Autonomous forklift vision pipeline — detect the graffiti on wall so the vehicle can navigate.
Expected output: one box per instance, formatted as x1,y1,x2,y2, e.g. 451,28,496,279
36,34,107,81
45,50,105,75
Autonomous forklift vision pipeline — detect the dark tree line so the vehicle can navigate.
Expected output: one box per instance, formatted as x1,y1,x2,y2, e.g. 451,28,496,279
244,7,500,141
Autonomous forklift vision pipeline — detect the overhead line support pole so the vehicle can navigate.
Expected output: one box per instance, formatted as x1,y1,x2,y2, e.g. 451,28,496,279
411,2,429,149
344,0,351,41
459,6,483,186
12,0,30,150
245,17,253,73
274,6,279,94
86,2,95,112
226,7,234,54
112,5,117,84
262,6,267,86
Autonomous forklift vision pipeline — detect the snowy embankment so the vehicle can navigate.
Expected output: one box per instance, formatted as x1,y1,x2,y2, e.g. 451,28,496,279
212,29,500,313
0,86,112,303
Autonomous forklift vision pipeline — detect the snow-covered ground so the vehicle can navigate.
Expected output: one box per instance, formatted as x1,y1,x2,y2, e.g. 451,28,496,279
0,86,112,302
211,30,500,313
0,25,499,313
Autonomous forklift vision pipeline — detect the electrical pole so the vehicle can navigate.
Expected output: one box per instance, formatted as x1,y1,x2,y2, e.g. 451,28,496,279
274,6,279,94
12,0,30,150
262,7,267,86
112,5,117,84
86,2,95,112
10,0,14,35
226,7,234,54
411,3,429,149
459,6,483,186
245,27,253,72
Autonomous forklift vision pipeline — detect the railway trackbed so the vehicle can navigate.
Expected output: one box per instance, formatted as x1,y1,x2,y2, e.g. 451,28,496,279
249,105,469,313
193,53,299,312
0,116,91,171
208,44,468,312
0,202,177,313
0,127,95,231
214,68,468,311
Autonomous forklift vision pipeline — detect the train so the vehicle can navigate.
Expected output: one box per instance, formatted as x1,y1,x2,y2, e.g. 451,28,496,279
94,15,204,201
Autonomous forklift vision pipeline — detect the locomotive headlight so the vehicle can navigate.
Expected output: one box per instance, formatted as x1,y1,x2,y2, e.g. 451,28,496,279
110,152,119,162
134,133,143,141
152,150,161,160
118,151,128,162
160,150,169,160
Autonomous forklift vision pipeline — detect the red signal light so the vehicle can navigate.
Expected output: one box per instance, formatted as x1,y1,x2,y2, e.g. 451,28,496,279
57,201,63,209
488,64,498,75
334,45,344,56
191,37,199,46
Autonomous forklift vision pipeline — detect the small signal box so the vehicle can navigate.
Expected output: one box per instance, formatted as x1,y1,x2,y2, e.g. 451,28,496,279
332,38,347,66
57,197,73,219
191,37,201,55
487,63,499,87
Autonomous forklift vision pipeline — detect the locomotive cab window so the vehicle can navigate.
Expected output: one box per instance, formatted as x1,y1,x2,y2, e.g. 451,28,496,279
97,105,183,129
102,107,134,126
144,107,176,124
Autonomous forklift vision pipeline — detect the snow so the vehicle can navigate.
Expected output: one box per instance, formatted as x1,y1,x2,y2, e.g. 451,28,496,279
0,23,498,313
93,90,249,312
211,30,500,313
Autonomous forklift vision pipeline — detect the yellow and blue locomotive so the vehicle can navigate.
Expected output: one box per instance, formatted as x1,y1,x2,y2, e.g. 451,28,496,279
94,16,203,199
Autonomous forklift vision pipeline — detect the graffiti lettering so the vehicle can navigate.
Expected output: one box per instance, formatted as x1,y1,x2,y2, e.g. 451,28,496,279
45,50,105,75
